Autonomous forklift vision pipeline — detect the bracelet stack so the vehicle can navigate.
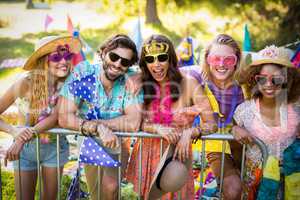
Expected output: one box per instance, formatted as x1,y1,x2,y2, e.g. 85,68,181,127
79,119,89,136
192,127,202,144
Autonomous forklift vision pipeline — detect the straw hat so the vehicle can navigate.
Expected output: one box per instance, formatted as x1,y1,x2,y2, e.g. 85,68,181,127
147,144,190,200
237,45,296,85
245,45,295,69
23,35,81,70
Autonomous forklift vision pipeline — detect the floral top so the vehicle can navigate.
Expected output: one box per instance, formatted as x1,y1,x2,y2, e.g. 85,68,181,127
60,61,143,126
15,74,64,144
234,99,299,160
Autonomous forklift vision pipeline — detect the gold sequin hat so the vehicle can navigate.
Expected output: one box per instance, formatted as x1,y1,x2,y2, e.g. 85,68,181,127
143,40,169,55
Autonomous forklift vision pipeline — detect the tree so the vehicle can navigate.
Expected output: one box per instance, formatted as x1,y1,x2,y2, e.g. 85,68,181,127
26,0,34,9
145,0,161,25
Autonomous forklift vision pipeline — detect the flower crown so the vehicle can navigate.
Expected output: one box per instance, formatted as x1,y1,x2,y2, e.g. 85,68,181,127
143,40,169,55
258,45,290,60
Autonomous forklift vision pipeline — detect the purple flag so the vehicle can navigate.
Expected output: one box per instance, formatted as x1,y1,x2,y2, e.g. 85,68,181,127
66,170,89,200
44,14,53,31
79,137,120,168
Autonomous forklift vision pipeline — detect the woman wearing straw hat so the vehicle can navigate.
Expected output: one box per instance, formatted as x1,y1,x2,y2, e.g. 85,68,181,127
232,45,300,199
0,35,81,200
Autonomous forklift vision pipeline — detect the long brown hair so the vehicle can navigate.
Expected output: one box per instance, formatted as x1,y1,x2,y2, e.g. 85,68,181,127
140,34,183,105
28,56,49,125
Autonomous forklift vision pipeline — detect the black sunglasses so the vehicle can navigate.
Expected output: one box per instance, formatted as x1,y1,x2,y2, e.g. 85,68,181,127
255,74,285,86
144,53,169,64
108,52,131,67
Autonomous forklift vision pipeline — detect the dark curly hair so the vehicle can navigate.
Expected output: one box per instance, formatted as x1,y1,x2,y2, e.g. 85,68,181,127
239,64,300,103
139,34,183,105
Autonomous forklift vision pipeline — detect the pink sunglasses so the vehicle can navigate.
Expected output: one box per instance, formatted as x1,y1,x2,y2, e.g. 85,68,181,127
207,54,237,68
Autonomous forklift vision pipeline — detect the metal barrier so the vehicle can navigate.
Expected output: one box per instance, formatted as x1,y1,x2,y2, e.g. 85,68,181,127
0,129,268,200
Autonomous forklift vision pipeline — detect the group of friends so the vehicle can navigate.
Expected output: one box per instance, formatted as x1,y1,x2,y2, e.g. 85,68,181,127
0,32,299,200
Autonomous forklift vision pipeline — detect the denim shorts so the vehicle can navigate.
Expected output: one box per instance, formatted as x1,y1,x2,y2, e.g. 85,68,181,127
13,137,69,171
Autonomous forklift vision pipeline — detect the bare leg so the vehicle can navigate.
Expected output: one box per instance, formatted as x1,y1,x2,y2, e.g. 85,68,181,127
84,165,100,200
223,174,242,200
207,152,242,200
41,166,64,200
14,170,37,200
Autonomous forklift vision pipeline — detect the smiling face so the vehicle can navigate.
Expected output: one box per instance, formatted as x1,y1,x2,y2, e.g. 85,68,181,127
207,44,237,84
102,47,133,81
48,49,72,78
145,53,170,83
256,64,285,99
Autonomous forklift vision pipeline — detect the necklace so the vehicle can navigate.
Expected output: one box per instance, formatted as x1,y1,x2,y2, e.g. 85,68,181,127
151,83,173,125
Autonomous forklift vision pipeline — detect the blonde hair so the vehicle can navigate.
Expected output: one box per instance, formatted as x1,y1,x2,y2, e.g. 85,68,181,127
202,34,242,80
28,56,49,125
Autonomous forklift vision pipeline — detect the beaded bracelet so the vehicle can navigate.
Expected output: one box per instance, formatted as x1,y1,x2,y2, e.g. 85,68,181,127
96,123,105,140
192,127,202,144
79,119,89,137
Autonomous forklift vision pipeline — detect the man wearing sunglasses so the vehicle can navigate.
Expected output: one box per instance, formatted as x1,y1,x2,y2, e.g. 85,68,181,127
59,34,143,200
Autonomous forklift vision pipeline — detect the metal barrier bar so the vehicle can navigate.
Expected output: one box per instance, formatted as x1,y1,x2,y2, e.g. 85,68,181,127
138,138,142,200
219,141,226,198
1,129,268,200
199,140,206,200
56,134,61,200
36,135,42,200
118,144,122,200
17,161,22,200
0,160,1,200
97,166,102,200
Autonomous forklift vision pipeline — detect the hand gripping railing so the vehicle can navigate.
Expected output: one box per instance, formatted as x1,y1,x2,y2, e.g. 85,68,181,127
0,129,268,200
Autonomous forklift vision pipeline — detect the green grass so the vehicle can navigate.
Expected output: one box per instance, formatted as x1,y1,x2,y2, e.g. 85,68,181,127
1,170,88,200
1,170,138,199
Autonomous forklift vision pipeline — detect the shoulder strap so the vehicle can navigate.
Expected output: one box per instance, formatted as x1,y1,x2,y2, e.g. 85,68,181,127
204,83,224,118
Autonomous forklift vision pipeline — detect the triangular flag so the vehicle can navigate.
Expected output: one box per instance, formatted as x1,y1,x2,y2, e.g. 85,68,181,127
177,36,194,67
79,137,121,168
132,17,143,54
243,24,252,51
71,30,86,67
66,170,89,200
67,14,74,35
44,14,53,32
291,44,300,68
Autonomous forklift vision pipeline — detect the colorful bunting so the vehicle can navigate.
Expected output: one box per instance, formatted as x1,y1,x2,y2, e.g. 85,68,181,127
243,24,252,51
291,44,300,68
177,36,194,67
67,14,74,35
44,14,53,32
71,30,86,67
66,170,89,200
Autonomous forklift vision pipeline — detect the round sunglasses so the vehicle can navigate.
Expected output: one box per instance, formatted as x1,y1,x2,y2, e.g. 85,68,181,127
108,52,131,67
254,74,285,86
144,53,169,64
207,54,237,68
48,52,74,63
